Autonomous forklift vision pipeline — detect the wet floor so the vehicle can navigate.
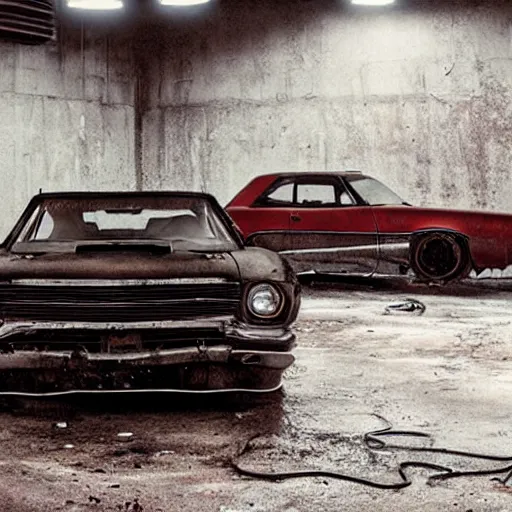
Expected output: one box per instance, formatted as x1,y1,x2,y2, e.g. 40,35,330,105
0,278,511,511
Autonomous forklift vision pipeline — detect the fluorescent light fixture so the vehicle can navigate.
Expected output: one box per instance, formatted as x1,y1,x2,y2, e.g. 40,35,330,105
351,0,395,5
160,0,211,5
67,0,123,9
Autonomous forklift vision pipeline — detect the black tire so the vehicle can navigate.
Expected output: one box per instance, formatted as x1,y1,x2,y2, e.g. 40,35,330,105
410,232,471,283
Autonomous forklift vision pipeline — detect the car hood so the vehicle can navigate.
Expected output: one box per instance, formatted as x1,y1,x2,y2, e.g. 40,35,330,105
0,246,294,283
0,249,242,281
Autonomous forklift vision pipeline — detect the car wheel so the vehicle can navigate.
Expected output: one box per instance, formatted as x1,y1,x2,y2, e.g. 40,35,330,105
410,232,471,283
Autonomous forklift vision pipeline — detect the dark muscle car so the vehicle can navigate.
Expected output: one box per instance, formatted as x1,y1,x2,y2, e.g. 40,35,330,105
226,171,512,284
0,191,300,396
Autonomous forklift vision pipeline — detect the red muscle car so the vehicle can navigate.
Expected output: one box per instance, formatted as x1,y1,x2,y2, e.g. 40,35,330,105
225,171,512,284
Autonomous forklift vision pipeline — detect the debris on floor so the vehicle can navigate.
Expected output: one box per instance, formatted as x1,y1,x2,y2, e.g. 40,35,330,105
384,298,426,316
1,285,512,511
117,432,134,442
155,450,175,457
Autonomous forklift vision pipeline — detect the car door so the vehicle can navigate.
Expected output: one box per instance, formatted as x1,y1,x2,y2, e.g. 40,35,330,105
283,176,379,275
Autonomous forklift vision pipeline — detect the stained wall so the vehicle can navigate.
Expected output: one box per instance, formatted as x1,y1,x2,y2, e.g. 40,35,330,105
0,21,136,238
141,0,512,209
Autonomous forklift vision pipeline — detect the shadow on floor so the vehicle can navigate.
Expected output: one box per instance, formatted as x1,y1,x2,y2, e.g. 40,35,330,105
0,388,285,420
298,273,512,297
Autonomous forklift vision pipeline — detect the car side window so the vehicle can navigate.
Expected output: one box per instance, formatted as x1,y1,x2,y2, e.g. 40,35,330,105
255,180,295,206
266,183,294,204
255,177,356,207
340,190,354,206
296,184,336,206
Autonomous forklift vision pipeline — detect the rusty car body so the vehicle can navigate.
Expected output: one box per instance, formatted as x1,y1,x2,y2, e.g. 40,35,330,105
226,171,512,284
0,191,300,396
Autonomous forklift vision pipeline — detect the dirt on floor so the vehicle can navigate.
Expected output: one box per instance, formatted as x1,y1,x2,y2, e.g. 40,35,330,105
1,277,512,512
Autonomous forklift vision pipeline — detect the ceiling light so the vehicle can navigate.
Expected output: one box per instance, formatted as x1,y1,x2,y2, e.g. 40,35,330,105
66,0,123,9
351,0,395,5
160,0,211,5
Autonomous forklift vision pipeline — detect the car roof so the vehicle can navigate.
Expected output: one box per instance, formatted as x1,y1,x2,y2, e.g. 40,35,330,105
225,171,372,208
34,191,215,201
253,171,369,179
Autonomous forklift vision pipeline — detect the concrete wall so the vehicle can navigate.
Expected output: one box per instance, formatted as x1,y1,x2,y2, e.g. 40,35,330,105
2,0,512,241
141,0,512,210
0,24,136,238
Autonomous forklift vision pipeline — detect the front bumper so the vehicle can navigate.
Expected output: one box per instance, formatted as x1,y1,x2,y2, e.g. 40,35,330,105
0,318,295,395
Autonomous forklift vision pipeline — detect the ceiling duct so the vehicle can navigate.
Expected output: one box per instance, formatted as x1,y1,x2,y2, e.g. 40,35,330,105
0,0,55,45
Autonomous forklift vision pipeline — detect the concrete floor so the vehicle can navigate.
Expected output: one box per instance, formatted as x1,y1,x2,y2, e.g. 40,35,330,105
0,278,511,511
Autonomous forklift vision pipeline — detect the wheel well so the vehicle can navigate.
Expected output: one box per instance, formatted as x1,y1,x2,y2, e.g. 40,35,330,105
413,228,470,247
409,229,473,282
411,229,468,247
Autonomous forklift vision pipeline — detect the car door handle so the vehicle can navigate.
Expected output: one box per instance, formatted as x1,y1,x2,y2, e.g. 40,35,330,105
290,214,301,223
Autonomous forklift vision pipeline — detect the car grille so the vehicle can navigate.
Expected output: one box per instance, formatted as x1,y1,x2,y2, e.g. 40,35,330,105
0,282,241,322
3,327,227,353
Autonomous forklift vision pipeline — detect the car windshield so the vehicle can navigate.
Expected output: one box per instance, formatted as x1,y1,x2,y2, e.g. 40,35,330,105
345,176,408,206
11,195,239,254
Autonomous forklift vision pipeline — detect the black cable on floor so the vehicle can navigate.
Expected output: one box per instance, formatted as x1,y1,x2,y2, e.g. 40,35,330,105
231,416,512,490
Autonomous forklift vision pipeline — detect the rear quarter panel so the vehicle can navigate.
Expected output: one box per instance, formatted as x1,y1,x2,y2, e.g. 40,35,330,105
226,175,277,209
373,206,512,270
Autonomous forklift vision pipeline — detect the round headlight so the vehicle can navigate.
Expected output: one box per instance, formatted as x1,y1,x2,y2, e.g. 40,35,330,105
247,283,283,318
